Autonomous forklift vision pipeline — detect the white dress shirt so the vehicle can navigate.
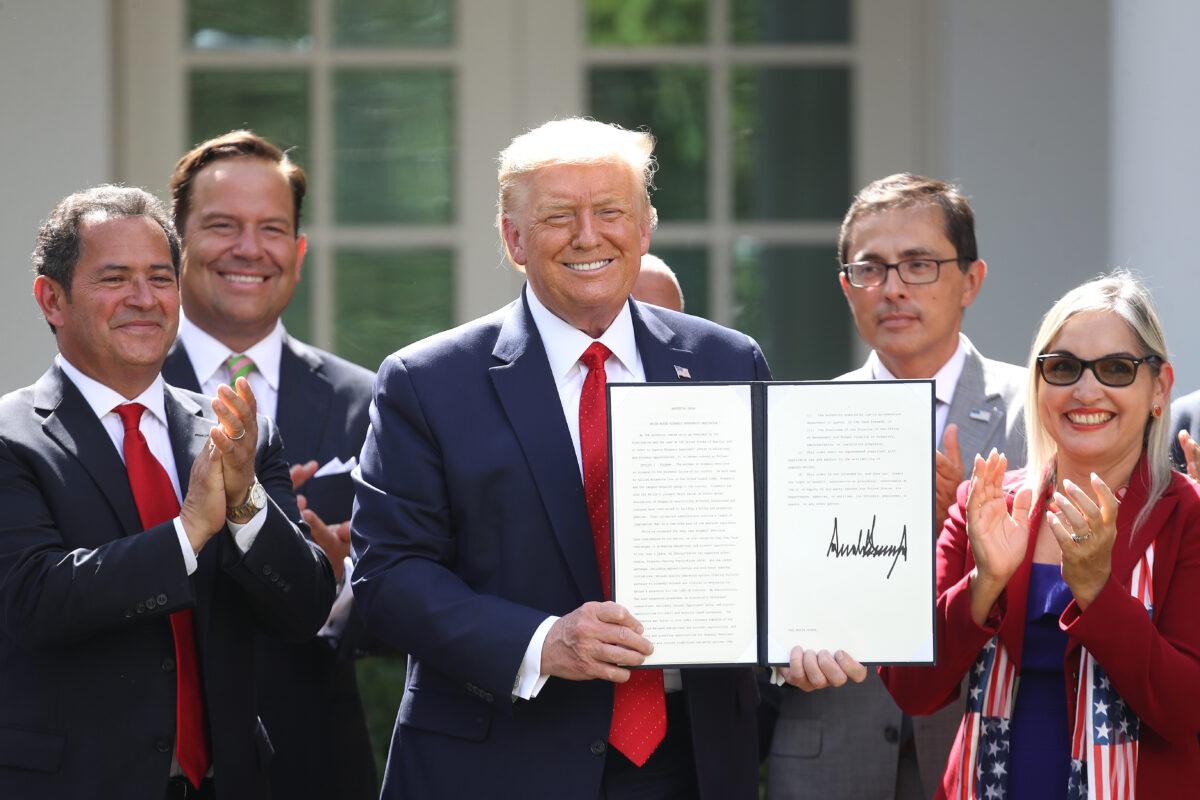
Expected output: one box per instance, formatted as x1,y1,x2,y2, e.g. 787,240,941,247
513,288,682,699
178,312,285,421
57,354,266,574
866,333,969,443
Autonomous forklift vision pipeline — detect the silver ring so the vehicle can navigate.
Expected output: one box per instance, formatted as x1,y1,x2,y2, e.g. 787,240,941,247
1070,533,1092,544
229,428,246,441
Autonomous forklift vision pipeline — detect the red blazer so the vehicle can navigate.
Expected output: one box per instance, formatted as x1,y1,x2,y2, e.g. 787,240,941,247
880,457,1200,798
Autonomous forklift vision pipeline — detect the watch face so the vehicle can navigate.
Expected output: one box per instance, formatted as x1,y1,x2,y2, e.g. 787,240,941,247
250,482,267,508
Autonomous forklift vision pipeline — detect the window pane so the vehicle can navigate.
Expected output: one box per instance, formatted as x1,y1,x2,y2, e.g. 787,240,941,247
188,70,311,167
646,247,708,319
732,67,850,220
188,0,310,50
333,0,454,47
587,0,707,46
733,242,852,380
334,70,454,224
589,67,708,221
730,0,850,44
335,248,453,369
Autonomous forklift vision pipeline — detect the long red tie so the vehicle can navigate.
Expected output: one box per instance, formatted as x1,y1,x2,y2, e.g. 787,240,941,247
578,342,666,767
116,403,210,788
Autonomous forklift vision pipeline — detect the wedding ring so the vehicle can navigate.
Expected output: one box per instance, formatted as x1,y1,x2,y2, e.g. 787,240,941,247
1070,533,1092,544
229,427,247,441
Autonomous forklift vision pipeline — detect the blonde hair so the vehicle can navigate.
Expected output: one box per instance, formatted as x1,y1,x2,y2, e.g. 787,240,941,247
1024,270,1171,531
496,118,658,235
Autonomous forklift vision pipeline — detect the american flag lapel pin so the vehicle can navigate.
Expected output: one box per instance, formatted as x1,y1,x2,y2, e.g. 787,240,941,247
674,365,691,379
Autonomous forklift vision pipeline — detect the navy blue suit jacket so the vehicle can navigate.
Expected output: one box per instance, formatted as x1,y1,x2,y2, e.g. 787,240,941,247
351,292,769,799
163,336,378,800
0,365,335,800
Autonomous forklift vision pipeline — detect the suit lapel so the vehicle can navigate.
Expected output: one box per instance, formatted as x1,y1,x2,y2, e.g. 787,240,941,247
630,300,693,382
35,366,143,535
275,336,333,462
489,295,602,601
943,343,1002,458
161,341,203,393
165,385,220,640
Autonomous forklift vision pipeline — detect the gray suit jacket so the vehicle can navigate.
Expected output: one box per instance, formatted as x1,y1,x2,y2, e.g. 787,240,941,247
767,337,1026,800
1170,389,1200,470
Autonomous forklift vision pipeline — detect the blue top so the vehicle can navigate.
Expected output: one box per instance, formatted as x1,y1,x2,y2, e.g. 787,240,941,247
1008,563,1074,798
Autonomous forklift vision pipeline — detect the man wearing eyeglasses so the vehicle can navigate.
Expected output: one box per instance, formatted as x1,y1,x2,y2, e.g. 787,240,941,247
767,174,1026,800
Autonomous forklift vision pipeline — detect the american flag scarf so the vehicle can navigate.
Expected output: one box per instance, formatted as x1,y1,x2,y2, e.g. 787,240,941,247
955,525,1154,798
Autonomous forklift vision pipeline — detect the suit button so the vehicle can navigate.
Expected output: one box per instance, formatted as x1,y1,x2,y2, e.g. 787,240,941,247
590,740,606,756
136,601,146,614
124,609,134,619
282,583,291,593
263,565,273,577
162,657,176,673
270,572,280,583
157,593,168,605
155,736,172,753
145,597,157,610
884,725,900,744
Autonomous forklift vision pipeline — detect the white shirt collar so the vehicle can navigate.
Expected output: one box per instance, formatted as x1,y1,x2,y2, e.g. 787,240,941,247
178,311,285,391
868,333,969,407
525,284,641,382
56,353,169,426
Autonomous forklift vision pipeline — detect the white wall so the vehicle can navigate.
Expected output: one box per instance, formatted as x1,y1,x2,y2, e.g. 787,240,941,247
925,0,1111,368
0,1,113,388
1110,0,1200,397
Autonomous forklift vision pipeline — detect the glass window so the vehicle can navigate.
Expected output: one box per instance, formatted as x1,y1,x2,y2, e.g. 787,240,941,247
587,0,707,46
333,0,454,47
733,242,852,380
281,247,314,343
334,248,454,370
730,0,851,44
334,70,455,224
188,0,311,50
589,67,709,221
188,70,310,163
732,66,851,220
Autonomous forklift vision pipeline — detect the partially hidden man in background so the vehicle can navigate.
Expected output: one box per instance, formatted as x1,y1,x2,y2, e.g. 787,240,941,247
161,130,378,800
769,174,1027,799
349,118,778,798
0,185,335,799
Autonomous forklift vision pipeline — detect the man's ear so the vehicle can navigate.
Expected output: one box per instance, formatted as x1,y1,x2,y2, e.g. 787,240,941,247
500,215,527,271
960,259,987,309
838,269,852,302
294,233,308,280
33,275,67,329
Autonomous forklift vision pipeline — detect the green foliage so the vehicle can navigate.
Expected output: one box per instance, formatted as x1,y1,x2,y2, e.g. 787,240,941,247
355,656,408,771
587,0,707,45
730,0,851,44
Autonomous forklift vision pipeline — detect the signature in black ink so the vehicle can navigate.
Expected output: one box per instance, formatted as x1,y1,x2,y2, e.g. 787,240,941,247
826,515,908,579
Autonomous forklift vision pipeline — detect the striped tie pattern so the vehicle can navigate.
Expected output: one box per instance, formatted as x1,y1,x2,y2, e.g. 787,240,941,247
226,354,255,385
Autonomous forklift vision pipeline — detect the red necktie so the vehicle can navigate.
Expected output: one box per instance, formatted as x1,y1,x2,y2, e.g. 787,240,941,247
578,342,666,767
116,403,211,788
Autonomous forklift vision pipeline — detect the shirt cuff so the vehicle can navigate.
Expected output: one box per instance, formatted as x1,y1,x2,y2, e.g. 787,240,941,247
317,557,356,641
228,505,268,553
513,615,558,700
172,518,199,576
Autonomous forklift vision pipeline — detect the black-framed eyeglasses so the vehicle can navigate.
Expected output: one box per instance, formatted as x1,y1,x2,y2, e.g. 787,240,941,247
1036,352,1163,387
840,257,964,288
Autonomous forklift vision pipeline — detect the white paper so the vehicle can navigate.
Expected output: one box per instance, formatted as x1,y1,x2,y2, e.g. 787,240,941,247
765,382,934,665
609,384,759,666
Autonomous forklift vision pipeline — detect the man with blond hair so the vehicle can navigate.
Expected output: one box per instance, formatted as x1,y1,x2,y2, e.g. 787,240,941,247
350,118,816,798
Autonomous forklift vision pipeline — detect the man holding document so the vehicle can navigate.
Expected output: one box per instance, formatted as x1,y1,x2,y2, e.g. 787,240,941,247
351,118,860,798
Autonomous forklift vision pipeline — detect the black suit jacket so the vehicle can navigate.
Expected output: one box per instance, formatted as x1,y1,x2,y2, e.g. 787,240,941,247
352,293,769,799
1171,389,1200,470
164,336,378,800
0,365,335,800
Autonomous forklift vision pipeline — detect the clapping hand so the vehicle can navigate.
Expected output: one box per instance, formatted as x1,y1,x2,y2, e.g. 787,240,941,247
965,449,1032,625
1179,430,1200,483
1047,474,1119,610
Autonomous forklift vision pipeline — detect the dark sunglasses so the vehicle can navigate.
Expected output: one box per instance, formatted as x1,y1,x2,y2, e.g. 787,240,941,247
1036,352,1163,387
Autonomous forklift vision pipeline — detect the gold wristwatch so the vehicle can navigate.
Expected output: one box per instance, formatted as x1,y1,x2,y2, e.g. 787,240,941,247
227,479,267,524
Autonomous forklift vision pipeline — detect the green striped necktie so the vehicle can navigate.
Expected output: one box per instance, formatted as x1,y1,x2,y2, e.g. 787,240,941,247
226,353,256,385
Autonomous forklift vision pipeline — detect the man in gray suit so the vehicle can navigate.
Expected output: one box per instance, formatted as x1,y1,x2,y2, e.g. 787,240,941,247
767,174,1026,799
